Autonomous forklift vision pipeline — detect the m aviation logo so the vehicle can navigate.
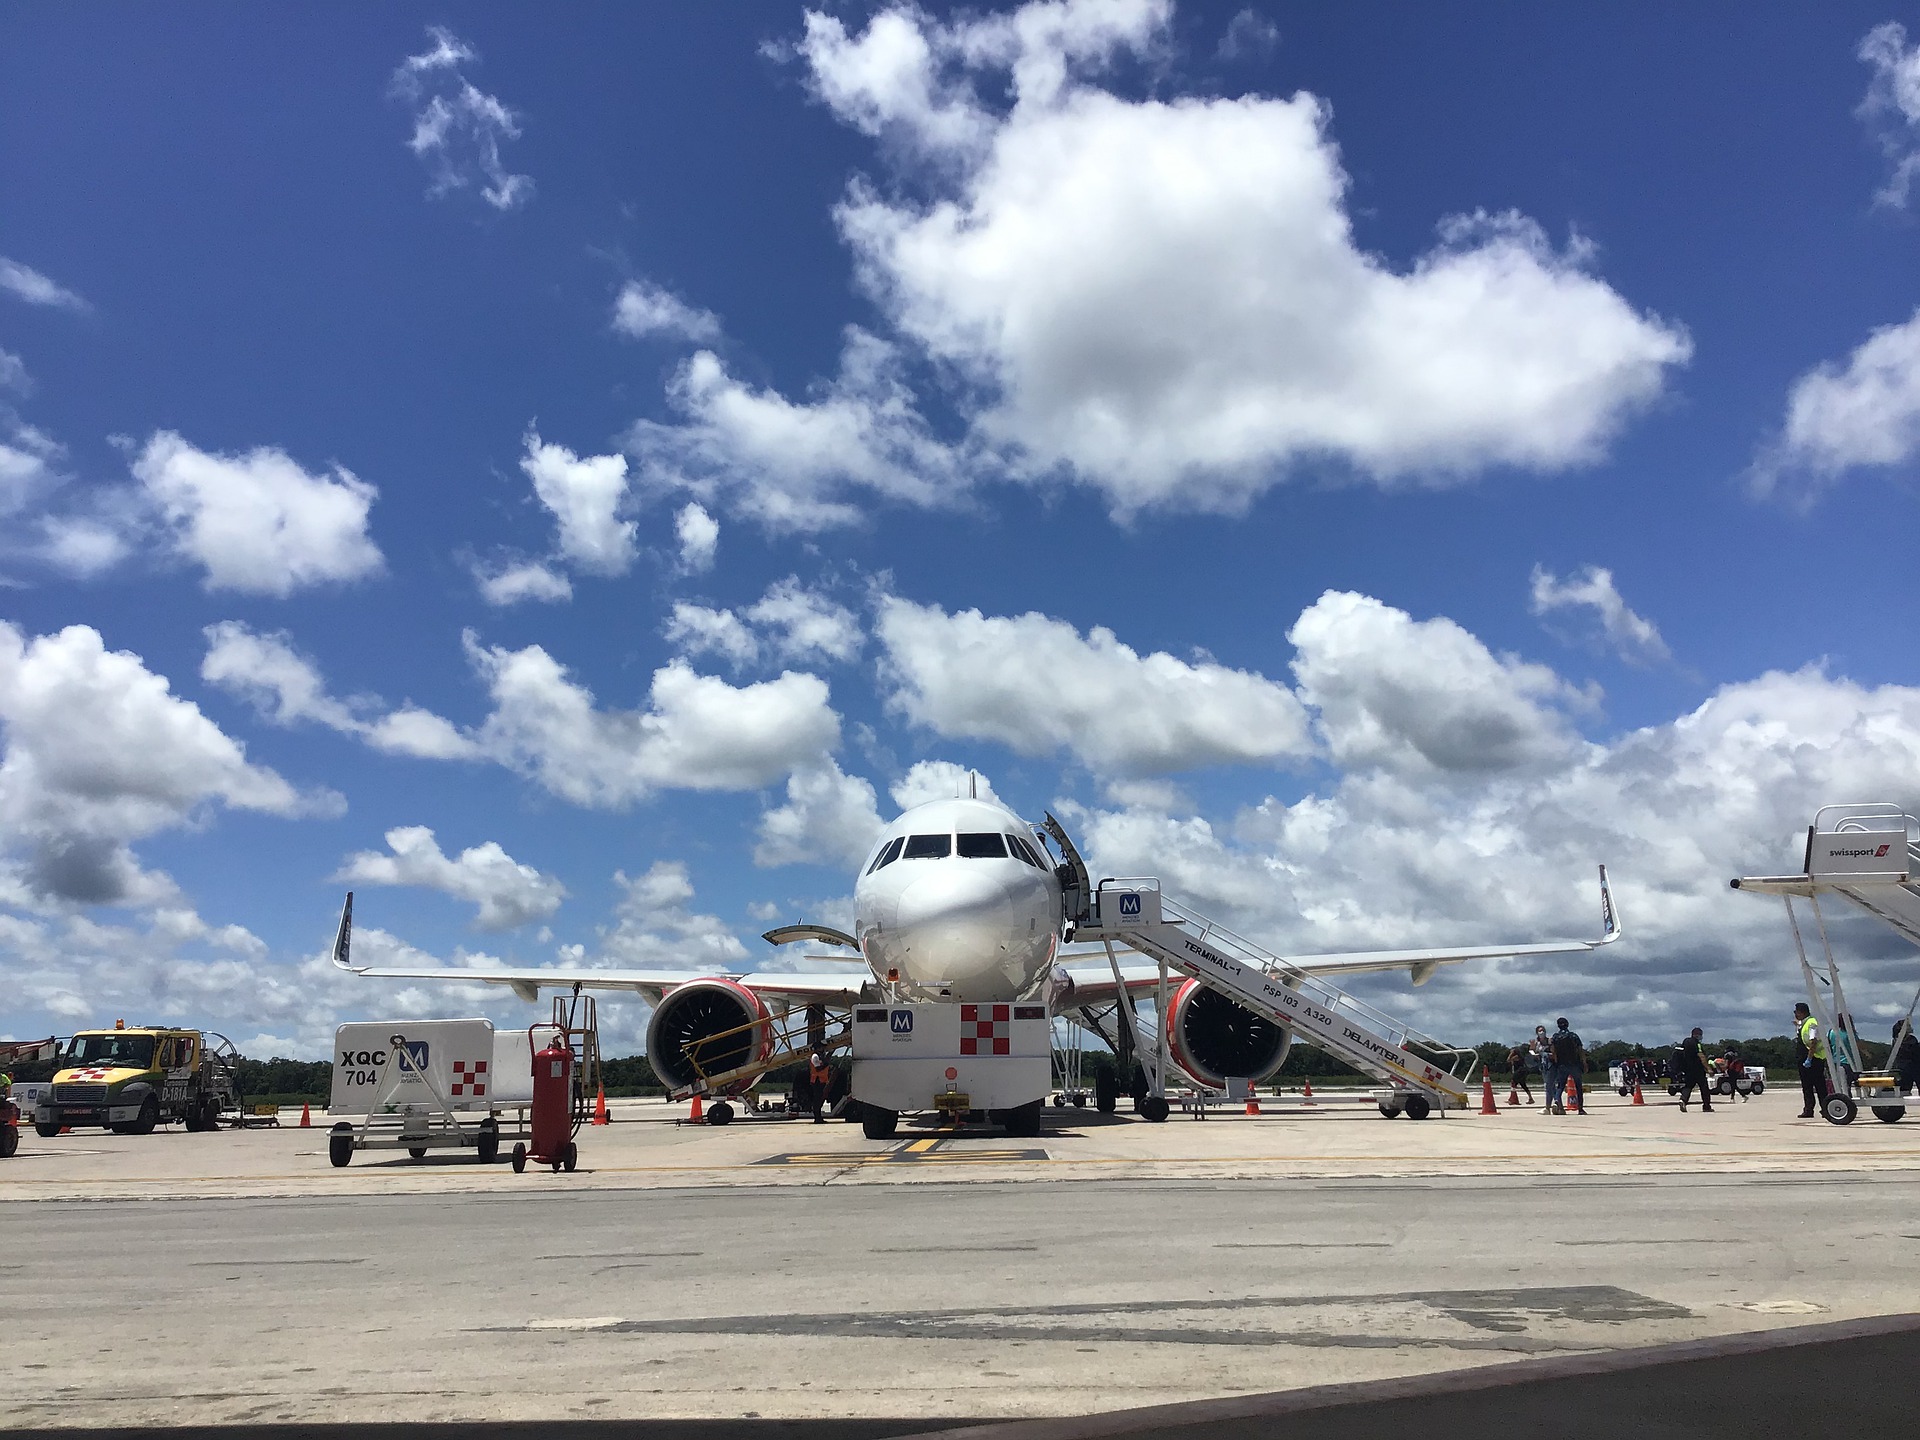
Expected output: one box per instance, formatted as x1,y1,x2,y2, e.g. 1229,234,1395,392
1119,892,1142,918
890,1009,914,1035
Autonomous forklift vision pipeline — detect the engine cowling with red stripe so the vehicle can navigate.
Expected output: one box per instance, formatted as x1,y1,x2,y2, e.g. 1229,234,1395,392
1165,977,1292,1088
644,978,774,1096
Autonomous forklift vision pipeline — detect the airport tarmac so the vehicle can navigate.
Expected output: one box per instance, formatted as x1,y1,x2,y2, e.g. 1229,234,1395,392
5,1086,1918,1429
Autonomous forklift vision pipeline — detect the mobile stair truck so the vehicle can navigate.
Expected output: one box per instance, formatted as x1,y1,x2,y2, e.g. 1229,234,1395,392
1733,803,1920,1125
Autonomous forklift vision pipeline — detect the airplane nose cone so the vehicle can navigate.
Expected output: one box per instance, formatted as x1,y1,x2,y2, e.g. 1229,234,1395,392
895,869,1018,984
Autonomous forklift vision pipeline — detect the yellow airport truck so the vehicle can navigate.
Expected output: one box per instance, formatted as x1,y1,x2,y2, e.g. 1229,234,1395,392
34,1025,241,1136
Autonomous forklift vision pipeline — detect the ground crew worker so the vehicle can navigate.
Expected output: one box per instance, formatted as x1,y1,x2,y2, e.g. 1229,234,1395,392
1794,1002,1829,1118
1675,1027,1714,1112
807,1050,833,1123
1546,1018,1587,1115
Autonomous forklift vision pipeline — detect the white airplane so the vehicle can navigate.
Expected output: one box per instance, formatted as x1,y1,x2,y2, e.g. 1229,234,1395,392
334,791,1619,1131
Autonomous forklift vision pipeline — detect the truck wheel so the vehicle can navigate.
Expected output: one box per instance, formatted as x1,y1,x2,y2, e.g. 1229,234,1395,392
1404,1095,1432,1121
561,1143,578,1173
862,1106,898,1140
129,1096,159,1136
510,1142,527,1173
36,1122,61,1139
1004,1101,1043,1137
1138,1095,1170,1123
328,1133,354,1168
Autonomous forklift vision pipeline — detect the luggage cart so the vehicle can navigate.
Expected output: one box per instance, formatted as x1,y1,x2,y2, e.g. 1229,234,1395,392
326,1019,531,1166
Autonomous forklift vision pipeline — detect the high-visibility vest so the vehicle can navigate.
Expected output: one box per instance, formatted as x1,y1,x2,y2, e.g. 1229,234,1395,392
1800,1015,1828,1060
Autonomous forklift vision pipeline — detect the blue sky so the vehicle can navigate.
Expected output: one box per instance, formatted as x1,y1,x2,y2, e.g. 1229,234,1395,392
4,2,1918,1058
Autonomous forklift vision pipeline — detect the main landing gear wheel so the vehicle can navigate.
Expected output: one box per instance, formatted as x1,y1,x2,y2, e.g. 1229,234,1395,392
1003,1101,1043,1138
328,1127,354,1168
1137,1095,1170,1123
1403,1095,1432,1121
1872,1105,1906,1123
706,1101,735,1127
1093,1070,1118,1114
510,1142,528,1173
862,1106,898,1140
1822,1093,1858,1125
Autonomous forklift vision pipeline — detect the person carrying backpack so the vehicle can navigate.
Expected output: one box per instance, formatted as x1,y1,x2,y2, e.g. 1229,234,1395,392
1547,1018,1587,1115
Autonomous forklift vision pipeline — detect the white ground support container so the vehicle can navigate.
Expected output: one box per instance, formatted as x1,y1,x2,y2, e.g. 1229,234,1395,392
327,1019,532,1166
851,1001,1051,1116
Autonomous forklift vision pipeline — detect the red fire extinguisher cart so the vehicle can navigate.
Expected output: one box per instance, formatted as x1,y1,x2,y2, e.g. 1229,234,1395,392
513,1023,579,1173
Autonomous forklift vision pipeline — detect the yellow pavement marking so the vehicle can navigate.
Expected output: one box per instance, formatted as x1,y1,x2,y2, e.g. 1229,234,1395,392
906,1137,942,1153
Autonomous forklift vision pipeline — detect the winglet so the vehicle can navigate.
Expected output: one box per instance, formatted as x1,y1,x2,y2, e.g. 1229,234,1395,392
331,892,357,972
1597,865,1621,944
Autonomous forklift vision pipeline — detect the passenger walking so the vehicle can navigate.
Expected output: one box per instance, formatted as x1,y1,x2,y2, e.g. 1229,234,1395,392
1505,1044,1535,1105
1793,1002,1829,1118
1893,1021,1920,1098
1675,1027,1714,1112
1530,1025,1552,1109
1547,1018,1587,1115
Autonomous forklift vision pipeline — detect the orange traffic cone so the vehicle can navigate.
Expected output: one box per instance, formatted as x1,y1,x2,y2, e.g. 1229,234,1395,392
298,1102,311,1128
1479,1067,1499,1115
688,1092,704,1123
1631,1081,1645,1106
592,1085,609,1126
1301,1077,1316,1106
1506,1081,1521,1107
1245,1093,1260,1116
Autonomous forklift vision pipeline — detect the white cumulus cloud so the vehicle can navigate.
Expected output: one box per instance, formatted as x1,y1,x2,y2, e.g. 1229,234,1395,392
806,0,1689,515
0,256,89,312
664,602,761,669
1860,21,1920,208
876,595,1313,776
664,578,862,671
613,280,722,343
1529,565,1671,667
1289,590,1592,777
675,502,719,573
334,825,566,931
890,759,1001,811
133,430,383,595
391,26,533,211
520,433,636,576
756,758,884,869
1755,306,1920,501
1,623,329,907
595,861,749,971
474,558,573,606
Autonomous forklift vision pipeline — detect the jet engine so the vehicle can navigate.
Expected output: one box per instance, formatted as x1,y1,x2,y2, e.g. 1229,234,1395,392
645,978,774,1096
1165,978,1292,1088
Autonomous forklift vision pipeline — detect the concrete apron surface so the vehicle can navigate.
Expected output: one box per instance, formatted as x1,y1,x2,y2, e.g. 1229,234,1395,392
6,1115,1917,1430
5,1087,1917,1202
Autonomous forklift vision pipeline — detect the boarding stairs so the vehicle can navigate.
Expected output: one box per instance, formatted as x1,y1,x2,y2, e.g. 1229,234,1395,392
1809,807,1920,950
1073,880,1477,1115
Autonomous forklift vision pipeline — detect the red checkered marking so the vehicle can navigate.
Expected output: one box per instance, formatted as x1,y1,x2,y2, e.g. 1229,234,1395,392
959,1003,1012,1057
67,1066,115,1081
450,1059,488,1097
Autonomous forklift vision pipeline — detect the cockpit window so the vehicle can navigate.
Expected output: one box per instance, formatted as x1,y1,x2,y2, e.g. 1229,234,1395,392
901,833,952,859
957,832,1008,859
1007,835,1046,869
867,836,905,873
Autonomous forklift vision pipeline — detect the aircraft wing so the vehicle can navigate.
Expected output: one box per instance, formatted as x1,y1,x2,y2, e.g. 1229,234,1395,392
1061,865,1620,1002
329,893,869,1007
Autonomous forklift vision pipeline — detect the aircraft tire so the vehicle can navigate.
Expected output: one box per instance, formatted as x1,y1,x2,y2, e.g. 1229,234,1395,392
862,1107,898,1140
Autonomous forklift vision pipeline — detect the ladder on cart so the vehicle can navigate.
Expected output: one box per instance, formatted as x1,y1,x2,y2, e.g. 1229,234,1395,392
1073,879,1478,1117
1733,804,1920,1125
